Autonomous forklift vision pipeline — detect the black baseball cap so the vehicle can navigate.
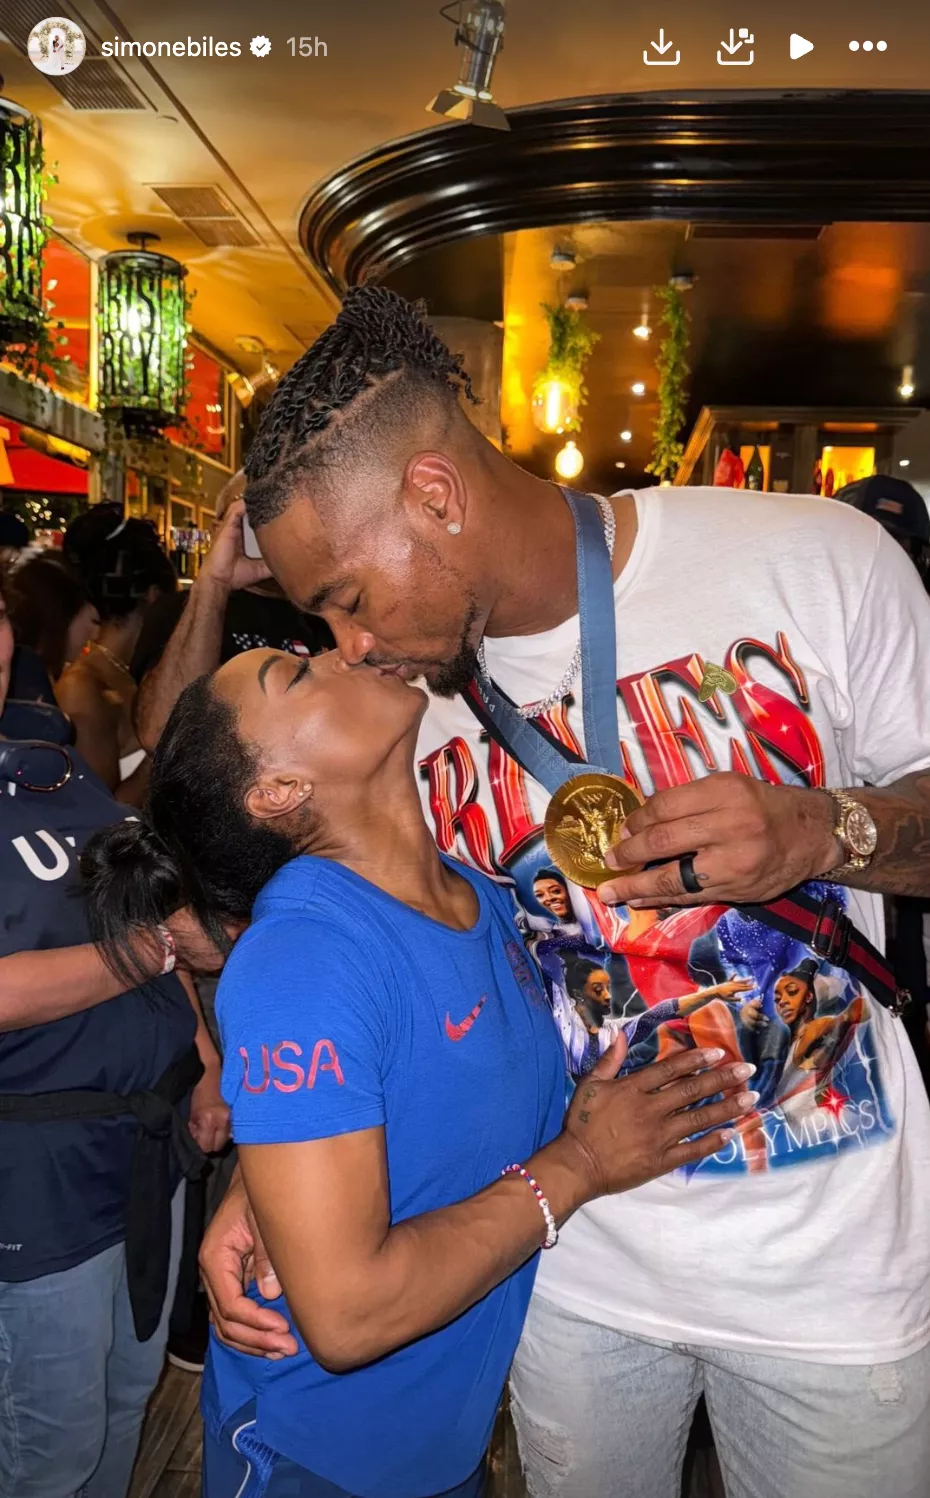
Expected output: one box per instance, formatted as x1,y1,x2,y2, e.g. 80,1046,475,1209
835,475,930,544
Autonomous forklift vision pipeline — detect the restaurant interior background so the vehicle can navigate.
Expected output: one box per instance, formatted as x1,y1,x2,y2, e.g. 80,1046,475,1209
2,0,930,575
2,3,929,1495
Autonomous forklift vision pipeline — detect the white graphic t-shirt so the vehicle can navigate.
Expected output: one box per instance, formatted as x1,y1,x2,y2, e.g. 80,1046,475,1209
415,488,930,1364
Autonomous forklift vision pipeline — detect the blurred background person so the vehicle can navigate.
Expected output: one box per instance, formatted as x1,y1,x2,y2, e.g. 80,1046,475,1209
0,512,64,729
0,575,229,1498
0,509,30,574
58,508,177,806
132,472,333,752
5,551,99,683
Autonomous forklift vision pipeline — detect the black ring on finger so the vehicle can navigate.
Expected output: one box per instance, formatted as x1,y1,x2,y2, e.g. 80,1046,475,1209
678,852,702,895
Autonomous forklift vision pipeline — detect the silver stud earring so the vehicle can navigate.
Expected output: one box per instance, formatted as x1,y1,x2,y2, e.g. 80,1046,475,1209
447,522,462,535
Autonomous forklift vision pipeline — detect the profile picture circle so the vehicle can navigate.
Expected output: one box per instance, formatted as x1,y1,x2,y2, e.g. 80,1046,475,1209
27,16,86,75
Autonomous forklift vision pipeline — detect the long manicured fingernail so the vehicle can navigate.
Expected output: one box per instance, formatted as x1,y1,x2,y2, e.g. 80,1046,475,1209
737,1091,761,1108
702,1048,726,1062
732,1063,756,1080
719,1128,736,1142
266,1351,284,1361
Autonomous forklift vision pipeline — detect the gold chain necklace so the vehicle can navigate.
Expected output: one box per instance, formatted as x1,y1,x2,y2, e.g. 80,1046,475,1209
90,640,134,679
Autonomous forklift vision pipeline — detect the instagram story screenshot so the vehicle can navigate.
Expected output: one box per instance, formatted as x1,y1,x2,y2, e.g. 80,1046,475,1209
1,2,930,1498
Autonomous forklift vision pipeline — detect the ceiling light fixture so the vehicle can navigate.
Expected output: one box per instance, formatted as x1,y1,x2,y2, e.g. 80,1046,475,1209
631,381,645,396
428,0,509,132
615,461,626,469
97,232,188,433
229,337,280,407
620,429,632,443
899,458,911,468
632,322,650,341
0,95,47,346
899,365,915,399
555,440,584,479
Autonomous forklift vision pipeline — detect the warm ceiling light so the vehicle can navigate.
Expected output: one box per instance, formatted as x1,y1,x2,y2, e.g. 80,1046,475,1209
899,458,911,468
631,381,646,396
532,376,577,435
428,0,509,132
615,461,626,469
633,322,650,341
620,429,632,442
554,440,584,479
899,365,915,399
97,232,188,434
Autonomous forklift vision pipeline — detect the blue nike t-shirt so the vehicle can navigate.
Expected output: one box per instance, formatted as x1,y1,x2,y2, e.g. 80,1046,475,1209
204,855,564,1498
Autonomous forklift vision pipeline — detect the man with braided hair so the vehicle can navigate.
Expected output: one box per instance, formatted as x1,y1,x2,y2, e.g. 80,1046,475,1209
194,286,930,1498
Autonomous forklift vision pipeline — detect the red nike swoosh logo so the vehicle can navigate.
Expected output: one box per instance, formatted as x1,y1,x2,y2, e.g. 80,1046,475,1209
445,997,486,1042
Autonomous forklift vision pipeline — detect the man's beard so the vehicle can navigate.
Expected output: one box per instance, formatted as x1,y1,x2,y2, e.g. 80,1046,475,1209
425,597,481,699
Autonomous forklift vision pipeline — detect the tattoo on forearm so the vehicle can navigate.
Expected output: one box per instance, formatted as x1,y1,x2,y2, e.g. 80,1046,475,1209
848,772,930,898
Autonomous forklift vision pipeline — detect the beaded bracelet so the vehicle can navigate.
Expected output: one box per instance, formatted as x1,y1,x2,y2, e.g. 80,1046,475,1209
502,1163,558,1249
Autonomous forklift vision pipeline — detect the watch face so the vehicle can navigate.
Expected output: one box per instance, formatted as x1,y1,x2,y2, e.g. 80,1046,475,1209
846,804,878,858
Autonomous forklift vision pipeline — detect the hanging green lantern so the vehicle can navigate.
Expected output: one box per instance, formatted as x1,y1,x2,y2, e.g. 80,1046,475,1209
0,97,48,344
97,232,188,433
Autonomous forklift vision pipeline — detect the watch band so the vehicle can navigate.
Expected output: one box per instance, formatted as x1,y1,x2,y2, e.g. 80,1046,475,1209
824,789,873,876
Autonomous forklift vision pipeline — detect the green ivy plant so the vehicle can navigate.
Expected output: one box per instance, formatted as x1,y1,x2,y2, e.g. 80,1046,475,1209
532,302,600,432
646,282,691,484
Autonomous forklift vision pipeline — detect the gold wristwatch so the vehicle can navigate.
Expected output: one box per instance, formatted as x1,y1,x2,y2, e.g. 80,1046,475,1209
824,789,878,875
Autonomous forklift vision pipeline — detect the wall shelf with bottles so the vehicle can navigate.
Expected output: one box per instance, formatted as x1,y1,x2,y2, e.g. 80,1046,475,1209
678,406,924,494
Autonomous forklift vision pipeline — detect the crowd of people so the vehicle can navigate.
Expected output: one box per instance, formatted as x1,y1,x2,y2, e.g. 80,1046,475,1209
2,285,930,1498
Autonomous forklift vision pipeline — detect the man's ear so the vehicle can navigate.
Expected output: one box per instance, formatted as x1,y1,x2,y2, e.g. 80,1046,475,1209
405,452,466,536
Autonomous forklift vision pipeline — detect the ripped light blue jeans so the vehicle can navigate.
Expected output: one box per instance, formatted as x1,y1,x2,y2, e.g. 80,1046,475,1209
0,1186,183,1498
510,1294,930,1498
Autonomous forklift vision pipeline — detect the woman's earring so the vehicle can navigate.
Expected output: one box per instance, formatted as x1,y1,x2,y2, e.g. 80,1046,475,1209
447,522,462,536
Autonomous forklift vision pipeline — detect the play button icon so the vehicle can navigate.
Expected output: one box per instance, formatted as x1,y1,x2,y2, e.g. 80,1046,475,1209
790,33,814,59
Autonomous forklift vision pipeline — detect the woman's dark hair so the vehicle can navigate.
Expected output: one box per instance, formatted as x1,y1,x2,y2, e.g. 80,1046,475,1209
562,952,609,1002
82,674,307,986
64,507,176,621
6,553,91,679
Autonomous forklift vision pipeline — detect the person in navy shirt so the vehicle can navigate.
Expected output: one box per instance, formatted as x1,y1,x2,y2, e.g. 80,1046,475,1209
0,582,229,1498
84,645,753,1498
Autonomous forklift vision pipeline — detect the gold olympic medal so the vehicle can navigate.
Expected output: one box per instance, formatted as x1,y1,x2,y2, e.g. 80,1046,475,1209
544,773,644,890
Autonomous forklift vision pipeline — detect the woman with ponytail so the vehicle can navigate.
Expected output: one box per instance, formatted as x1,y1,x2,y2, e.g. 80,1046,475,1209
57,507,177,806
83,645,753,1498
0,580,229,1498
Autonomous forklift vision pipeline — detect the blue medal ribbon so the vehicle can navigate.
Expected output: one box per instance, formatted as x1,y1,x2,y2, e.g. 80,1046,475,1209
471,489,621,794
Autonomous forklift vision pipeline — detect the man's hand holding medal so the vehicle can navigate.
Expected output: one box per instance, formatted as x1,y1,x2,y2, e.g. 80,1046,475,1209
593,772,841,910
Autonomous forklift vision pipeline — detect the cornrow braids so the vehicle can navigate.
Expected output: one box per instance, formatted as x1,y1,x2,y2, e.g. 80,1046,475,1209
244,286,479,526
